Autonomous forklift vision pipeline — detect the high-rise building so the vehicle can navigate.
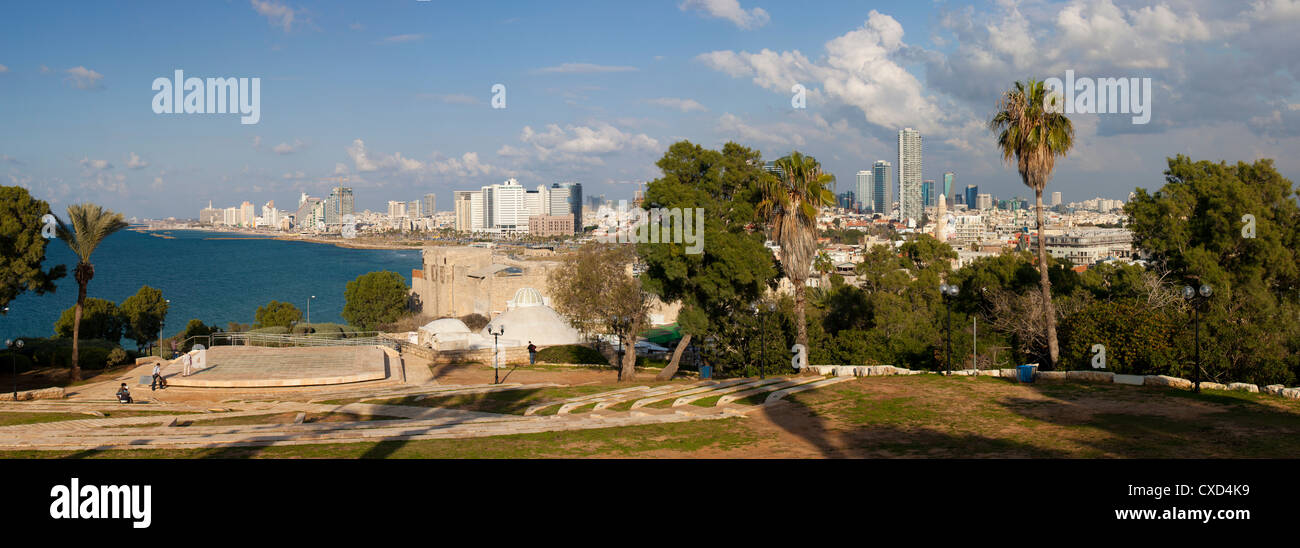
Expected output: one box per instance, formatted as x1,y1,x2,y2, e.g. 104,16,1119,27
483,178,526,232
407,200,422,219
326,187,353,224
922,180,935,207
551,182,582,233
871,161,891,214
240,201,255,227
199,200,221,225
976,193,993,210
856,171,871,213
469,192,484,232
422,193,437,217
943,172,955,206
1051,191,1062,206
453,191,474,232
965,185,978,210
836,191,856,211
897,128,922,222
388,200,408,219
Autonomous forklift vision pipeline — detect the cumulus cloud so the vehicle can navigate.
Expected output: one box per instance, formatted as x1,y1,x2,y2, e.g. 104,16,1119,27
126,152,148,169
679,0,770,30
646,97,708,112
532,63,638,74
498,122,659,167
272,139,304,155
429,152,500,177
250,0,297,32
345,139,426,173
79,157,112,170
64,66,103,89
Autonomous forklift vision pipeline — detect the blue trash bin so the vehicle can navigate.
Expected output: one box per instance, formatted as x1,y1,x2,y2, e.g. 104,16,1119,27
700,365,713,379
1017,364,1038,383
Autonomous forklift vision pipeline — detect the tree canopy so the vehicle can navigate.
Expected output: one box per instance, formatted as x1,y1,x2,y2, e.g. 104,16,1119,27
0,186,66,310
255,300,303,329
120,285,169,349
54,297,124,343
342,271,410,331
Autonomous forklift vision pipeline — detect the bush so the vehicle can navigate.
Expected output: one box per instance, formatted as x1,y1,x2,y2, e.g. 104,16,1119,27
249,325,290,335
106,347,129,367
535,344,608,365
254,300,302,329
460,314,489,331
342,271,410,330
1058,299,1180,375
53,298,124,343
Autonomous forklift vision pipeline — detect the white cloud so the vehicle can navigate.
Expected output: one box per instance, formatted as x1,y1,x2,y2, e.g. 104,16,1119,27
79,157,112,170
250,0,297,32
64,66,103,89
345,139,427,173
646,97,708,112
679,0,770,30
532,63,638,74
0,64,8,73
272,139,304,155
126,152,148,169
429,152,500,177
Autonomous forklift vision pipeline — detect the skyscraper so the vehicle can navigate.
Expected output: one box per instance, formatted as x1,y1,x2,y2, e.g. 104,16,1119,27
453,191,474,232
856,170,871,213
483,178,526,232
552,182,582,233
897,128,922,222
922,180,935,207
965,185,978,210
872,160,891,214
943,172,955,206
326,187,354,224
422,193,437,217
1051,191,1062,206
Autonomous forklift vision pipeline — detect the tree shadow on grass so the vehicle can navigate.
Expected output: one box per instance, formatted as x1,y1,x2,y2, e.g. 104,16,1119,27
760,385,1068,458
998,381,1300,458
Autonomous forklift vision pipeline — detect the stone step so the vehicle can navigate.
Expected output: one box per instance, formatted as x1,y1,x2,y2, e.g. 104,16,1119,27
716,376,825,406
763,376,854,404
671,378,791,407
628,378,754,409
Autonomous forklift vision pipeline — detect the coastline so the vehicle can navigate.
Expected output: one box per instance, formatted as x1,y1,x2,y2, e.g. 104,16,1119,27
134,225,426,251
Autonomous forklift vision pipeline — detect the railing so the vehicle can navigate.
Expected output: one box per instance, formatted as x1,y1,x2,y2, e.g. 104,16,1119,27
210,332,400,350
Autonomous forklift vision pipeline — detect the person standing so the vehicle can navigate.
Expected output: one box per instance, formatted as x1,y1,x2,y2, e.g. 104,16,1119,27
527,341,538,365
151,362,163,391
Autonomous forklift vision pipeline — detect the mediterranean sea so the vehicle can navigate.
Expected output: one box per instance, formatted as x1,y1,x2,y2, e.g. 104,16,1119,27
1,229,421,344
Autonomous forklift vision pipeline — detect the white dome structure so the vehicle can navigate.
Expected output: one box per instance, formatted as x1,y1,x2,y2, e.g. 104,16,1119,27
418,318,474,348
507,287,548,309
483,303,582,347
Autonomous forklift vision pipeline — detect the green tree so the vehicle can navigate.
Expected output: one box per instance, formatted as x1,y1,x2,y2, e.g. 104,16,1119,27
0,186,66,311
989,78,1075,369
757,151,835,349
255,300,303,329
1058,300,1180,375
548,243,650,381
176,319,219,351
120,285,168,350
637,141,778,379
342,271,409,331
1126,156,1300,385
54,297,124,343
54,203,130,382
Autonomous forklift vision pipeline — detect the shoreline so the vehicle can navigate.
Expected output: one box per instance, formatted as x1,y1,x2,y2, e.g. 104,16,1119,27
134,225,428,251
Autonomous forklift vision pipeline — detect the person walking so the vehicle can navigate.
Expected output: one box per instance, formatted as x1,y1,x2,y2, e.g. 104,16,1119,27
182,352,192,376
150,362,164,391
527,341,538,365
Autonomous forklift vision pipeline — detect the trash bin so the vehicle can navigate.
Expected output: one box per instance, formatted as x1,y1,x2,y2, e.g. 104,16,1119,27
700,365,713,379
1016,364,1038,383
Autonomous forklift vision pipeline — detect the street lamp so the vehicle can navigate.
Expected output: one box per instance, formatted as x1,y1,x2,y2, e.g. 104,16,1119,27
488,324,505,385
160,299,171,358
939,283,960,375
307,295,316,326
7,338,23,400
1182,283,1213,393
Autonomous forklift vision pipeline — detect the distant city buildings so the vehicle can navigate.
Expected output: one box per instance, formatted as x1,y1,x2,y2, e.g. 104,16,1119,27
1051,191,1063,206
922,179,935,208
856,170,871,213
872,160,891,215
943,171,955,206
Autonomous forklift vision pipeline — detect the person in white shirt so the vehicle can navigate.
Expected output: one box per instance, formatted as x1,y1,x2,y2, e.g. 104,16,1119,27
151,362,164,390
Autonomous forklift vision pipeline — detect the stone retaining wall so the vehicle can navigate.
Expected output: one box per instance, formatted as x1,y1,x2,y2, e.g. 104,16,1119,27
805,364,1300,401
0,387,66,401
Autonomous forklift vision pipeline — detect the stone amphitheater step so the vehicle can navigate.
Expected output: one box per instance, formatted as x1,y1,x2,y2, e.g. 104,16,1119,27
523,385,652,416
763,376,854,404
627,378,755,409
715,376,827,406
671,377,791,407
591,381,717,410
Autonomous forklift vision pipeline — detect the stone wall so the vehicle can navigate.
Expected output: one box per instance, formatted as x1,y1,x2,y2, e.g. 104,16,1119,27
0,386,66,401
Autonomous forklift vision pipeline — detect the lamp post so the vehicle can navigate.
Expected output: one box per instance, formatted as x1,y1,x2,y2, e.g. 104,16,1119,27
307,295,315,325
1182,283,1213,393
160,299,170,358
488,324,505,385
7,338,22,400
939,283,960,375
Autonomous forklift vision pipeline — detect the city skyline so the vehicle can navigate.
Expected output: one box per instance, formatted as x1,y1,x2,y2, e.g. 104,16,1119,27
4,1,1298,220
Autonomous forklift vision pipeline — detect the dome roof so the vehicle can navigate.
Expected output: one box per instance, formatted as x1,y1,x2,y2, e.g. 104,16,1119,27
419,318,471,335
482,305,581,346
511,287,545,308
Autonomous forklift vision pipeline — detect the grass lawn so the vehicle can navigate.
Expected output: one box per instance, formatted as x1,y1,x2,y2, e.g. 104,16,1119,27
0,410,199,427
109,412,408,428
355,383,677,415
5,375,1300,458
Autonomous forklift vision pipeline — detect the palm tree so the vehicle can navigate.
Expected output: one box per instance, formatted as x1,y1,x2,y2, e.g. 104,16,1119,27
757,151,835,349
989,78,1075,368
55,203,129,382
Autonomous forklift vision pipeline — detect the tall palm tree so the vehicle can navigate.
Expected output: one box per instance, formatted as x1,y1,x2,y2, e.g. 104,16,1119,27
989,78,1075,368
55,203,129,382
757,151,835,349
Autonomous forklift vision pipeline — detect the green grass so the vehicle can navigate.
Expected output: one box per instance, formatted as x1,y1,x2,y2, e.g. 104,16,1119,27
1,417,766,459
364,385,619,415
0,410,199,427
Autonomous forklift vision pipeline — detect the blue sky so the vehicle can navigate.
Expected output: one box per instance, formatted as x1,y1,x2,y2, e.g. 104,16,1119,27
2,0,1298,218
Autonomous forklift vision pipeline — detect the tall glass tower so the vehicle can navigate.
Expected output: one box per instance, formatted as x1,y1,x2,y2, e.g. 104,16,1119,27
871,161,891,215
898,128,922,222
